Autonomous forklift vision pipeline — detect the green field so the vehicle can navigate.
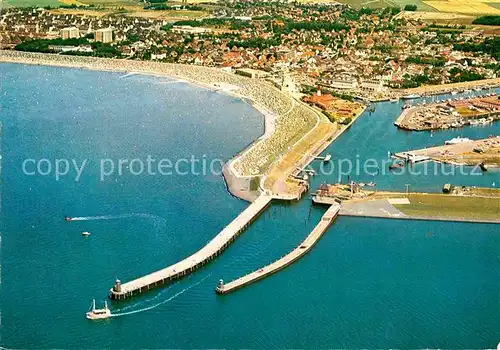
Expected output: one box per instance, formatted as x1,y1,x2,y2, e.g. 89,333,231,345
77,0,140,4
325,0,437,11
4,0,62,7
3,0,141,7
487,2,500,10
394,194,500,221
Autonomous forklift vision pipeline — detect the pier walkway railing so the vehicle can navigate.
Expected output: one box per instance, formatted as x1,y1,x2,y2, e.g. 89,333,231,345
215,203,340,294
110,195,272,300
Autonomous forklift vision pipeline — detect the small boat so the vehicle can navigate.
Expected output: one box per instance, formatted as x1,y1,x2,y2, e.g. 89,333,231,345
358,183,366,187
367,182,376,187
480,163,488,172
86,299,111,320
445,137,472,145
390,97,399,103
389,162,404,170
82,231,91,236
451,91,458,95
64,216,72,222
323,154,332,162
402,94,421,100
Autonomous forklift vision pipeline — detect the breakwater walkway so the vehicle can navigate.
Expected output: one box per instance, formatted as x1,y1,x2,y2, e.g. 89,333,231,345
215,203,341,294
110,195,272,300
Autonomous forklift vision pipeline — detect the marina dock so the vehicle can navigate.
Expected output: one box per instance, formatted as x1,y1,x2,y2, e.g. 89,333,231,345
394,136,500,167
215,203,341,294
109,194,272,300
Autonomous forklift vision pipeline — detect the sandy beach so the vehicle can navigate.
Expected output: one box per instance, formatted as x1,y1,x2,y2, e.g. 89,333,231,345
0,50,323,201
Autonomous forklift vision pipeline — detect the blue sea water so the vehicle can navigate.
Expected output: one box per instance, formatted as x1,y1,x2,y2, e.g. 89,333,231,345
312,95,500,192
0,63,498,348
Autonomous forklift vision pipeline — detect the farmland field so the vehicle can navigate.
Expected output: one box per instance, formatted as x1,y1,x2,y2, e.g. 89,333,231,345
305,0,438,11
3,0,141,7
398,10,477,23
5,0,500,15
4,0,62,7
424,0,500,14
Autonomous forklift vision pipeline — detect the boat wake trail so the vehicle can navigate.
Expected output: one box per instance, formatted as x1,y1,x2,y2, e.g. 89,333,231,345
120,72,137,78
70,213,165,223
113,281,181,313
110,274,211,318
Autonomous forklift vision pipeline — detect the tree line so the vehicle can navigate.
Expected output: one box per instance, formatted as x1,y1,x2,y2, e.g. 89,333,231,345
472,15,500,25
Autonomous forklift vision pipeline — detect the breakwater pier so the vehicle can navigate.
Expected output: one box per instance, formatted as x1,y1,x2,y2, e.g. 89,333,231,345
215,203,341,294
110,194,272,300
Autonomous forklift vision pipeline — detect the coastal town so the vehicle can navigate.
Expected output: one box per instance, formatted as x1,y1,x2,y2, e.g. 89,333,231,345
1,2,500,101
0,1,499,344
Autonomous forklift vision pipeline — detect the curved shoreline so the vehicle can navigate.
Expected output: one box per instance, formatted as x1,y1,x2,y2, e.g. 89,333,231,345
0,50,300,201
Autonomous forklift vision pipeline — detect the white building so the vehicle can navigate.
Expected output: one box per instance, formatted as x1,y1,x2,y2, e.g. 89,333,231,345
360,79,387,93
281,72,297,93
60,27,79,39
48,45,92,53
329,77,358,90
95,28,113,43
151,52,167,60
172,25,211,34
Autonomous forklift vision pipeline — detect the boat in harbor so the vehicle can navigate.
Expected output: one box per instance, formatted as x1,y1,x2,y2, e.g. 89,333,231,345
471,118,493,126
367,182,376,187
445,137,472,145
389,162,404,170
402,94,421,99
86,299,111,320
390,98,399,103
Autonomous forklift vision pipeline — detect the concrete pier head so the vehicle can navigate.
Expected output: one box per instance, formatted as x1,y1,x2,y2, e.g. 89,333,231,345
216,203,340,294
110,195,272,300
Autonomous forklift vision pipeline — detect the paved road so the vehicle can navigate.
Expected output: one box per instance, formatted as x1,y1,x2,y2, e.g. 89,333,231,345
339,199,406,218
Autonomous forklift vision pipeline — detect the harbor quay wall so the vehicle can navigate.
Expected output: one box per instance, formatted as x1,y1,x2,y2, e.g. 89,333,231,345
400,78,500,96
109,195,272,300
216,203,340,294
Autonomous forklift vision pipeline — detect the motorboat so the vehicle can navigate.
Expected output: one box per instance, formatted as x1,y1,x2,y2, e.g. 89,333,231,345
86,299,111,320
82,231,91,236
445,137,472,145
402,94,421,99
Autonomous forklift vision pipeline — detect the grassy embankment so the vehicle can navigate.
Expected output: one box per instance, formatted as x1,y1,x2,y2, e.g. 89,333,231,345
264,102,366,197
436,147,500,166
264,121,336,196
394,193,500,221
